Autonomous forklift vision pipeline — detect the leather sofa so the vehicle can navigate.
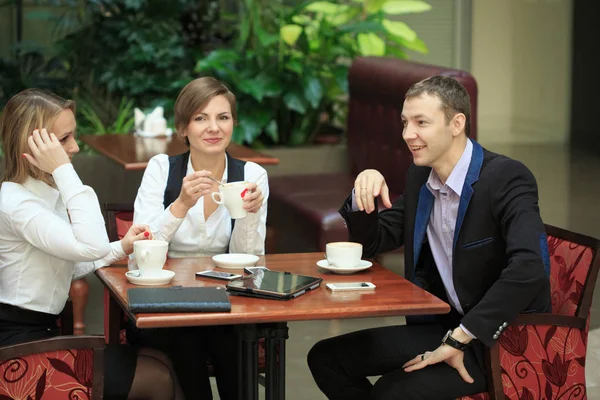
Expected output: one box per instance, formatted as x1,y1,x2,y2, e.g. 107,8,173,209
268,57,478,253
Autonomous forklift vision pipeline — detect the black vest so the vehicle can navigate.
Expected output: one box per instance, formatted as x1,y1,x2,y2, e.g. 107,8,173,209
162,151,246,250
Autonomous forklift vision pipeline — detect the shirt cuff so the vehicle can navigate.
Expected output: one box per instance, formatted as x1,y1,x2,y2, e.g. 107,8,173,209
93,241,127,270
460,324,477,340
153,205,185,241
52,163,85,203
351,189,359,212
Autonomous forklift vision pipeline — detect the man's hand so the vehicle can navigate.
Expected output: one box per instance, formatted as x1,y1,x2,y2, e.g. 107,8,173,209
402,327,474,384
354,169,392,214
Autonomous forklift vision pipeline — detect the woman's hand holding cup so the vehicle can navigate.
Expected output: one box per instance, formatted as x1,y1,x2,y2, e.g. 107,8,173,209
23,128,70,174
120,224,152,255
242,182,263,214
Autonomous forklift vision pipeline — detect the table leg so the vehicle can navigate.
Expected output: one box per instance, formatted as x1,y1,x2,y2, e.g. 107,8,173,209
265,322,289,400
103,288,122,345
237,324,259,400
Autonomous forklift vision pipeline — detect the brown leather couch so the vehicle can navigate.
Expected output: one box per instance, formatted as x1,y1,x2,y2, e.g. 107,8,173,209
268,57,478,253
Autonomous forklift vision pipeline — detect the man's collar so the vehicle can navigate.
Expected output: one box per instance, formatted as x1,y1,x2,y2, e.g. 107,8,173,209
22,177,60,208
426,139,473,196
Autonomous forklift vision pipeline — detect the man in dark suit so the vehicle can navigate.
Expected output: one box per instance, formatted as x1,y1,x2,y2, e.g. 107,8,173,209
307,76,551,400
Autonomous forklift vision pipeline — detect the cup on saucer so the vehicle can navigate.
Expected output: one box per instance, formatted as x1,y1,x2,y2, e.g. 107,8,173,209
133,240,168,276
325,242,363,269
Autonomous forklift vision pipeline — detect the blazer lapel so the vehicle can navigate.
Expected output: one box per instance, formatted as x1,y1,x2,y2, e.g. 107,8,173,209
413,184,434,273
453,140,484,251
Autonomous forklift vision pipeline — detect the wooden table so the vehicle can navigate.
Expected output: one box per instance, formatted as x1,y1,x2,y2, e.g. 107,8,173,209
80,134,279,170
96,253,449,400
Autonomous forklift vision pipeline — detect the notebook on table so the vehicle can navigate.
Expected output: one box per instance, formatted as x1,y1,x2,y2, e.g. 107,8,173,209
127,286,231,313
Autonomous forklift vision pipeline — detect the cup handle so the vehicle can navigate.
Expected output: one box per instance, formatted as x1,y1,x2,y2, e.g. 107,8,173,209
211,192,224,204
141,249,148,261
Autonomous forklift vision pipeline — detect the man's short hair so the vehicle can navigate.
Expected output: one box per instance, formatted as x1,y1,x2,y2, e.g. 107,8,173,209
405,76,471,137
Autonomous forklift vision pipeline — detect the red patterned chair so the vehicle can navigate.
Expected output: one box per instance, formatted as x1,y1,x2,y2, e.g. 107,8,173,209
0,336,105,400
458,224,600,400
267,56,479,253
103,202,270,381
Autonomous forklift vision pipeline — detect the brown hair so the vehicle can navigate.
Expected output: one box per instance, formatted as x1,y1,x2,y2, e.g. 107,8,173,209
174,77,237,146
0,88,75,185
405,76,471,137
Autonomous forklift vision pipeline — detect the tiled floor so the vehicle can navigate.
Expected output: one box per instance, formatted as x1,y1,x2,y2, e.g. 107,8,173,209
85,143,600,399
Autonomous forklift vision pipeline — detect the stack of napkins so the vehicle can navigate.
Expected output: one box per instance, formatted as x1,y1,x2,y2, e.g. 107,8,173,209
134,106,173,137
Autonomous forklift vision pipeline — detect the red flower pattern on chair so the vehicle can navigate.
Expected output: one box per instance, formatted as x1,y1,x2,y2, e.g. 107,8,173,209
0,349,94,400
458,228,598,400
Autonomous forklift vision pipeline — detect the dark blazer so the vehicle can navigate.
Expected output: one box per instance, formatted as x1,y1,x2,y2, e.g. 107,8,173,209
339,140,551,348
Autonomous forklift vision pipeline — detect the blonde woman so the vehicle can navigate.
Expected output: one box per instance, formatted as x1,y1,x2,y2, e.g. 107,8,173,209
0,89,185,400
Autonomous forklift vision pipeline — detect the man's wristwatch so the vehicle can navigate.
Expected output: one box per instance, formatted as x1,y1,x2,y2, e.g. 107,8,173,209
441,329,470,351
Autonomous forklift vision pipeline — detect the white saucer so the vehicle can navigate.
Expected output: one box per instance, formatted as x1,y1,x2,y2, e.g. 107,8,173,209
125,270,175,286
212,253,259,269
316,259,373,274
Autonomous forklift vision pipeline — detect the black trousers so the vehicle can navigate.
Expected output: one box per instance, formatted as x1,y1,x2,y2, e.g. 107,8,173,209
307,323,487,400
0,303,136,400
126,322,239,400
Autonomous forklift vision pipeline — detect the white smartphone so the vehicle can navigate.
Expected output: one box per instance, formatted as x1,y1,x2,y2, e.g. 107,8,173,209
244,266,269,274
196,270,242,281
326,282,376,292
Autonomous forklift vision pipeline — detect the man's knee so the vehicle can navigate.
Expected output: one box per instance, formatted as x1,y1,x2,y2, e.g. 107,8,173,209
307,338,337,374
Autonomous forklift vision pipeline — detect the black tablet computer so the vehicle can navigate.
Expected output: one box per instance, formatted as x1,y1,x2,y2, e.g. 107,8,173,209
225,270,322,300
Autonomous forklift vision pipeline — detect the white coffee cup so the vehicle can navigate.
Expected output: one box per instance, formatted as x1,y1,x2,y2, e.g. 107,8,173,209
133,240,168,274
325,242,363,268
211,181,249,219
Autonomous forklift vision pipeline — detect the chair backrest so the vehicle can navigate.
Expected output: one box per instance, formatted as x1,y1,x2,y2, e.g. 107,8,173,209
347,57,478,195
0,336,105,400
105,203,134,242
545,224,600,318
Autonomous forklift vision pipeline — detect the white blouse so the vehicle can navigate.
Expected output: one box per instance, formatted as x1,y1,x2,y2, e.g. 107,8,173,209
0,164,126,315
133,154,269,258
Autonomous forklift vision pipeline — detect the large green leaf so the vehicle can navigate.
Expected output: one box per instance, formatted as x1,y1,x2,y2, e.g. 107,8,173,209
303,76,323,109
382,0,431,15
292,15,312,25
382,19,416,41
385,45,408,59
305,1,343,15
283,91,307,114
285,59,304,75
195,49,240,72
327,6,360,26
339,21,385,34
388,34,429,54
237,73,282,101
365,0,388,13
332,65,349,94
255,24,280,47
281,24,303,46
357,33,385,56
265,119,279,142
236,108,271,143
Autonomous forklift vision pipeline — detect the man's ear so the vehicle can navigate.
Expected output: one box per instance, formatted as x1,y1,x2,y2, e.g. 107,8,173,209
451,113,466,137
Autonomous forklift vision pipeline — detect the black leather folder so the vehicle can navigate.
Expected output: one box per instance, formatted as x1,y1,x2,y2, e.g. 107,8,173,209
127,286,231,313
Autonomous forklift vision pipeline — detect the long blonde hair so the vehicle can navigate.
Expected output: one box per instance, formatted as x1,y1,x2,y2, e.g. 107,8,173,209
0,89,75,185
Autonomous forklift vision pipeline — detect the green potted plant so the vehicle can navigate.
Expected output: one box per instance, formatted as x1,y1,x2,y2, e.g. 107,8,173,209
195,0,431,147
